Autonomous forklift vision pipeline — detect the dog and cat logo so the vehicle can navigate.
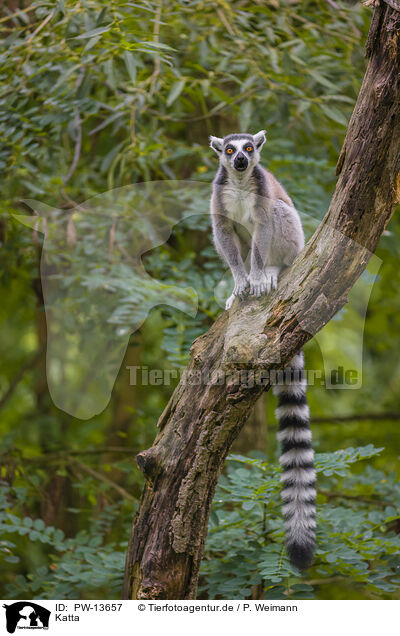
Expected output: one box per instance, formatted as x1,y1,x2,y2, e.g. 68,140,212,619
3,602,50,633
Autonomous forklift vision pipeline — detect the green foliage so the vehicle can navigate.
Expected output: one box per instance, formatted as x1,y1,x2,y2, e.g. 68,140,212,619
200,447,400,600
0,0,370,208
0,480,127,598
3,445,400,600
1,0,399,601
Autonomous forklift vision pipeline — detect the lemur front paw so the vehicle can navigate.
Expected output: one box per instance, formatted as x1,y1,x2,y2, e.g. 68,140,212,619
265,267,280,293
249,271,267,297
225,294,236,310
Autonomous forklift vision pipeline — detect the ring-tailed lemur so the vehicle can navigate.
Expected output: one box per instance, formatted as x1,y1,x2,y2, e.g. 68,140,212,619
209,131,316,570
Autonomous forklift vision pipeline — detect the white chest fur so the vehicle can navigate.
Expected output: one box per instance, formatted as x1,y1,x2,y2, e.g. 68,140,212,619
222,178,257,227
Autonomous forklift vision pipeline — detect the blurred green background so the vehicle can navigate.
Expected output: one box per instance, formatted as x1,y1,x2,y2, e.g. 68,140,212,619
1,0,400,600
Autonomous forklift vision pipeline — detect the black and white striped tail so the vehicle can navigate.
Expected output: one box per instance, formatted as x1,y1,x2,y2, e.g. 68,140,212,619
273,351,316,570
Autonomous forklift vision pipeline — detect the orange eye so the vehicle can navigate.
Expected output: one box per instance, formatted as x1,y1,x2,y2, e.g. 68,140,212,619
246,146,253,152
226,148,233,154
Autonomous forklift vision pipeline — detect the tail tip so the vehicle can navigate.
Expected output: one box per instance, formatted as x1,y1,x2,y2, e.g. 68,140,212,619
287,542,315,571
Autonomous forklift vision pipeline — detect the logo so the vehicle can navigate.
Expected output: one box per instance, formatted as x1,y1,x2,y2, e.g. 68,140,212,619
3,603,50,634
13,182,381,419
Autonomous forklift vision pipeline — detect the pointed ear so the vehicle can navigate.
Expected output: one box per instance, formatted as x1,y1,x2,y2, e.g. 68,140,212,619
209,135,223,154
253,130,267,150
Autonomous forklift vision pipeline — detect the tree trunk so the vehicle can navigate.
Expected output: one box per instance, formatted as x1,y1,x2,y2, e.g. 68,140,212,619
123,3,400,600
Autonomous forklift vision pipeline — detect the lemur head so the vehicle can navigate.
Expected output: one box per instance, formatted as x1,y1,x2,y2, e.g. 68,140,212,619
209,130,266,174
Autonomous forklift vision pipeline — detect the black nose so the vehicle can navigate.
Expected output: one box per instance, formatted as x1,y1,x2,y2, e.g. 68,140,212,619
234,152,248,171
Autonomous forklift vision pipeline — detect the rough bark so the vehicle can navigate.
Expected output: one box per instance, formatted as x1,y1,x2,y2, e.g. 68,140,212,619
123,3,400,600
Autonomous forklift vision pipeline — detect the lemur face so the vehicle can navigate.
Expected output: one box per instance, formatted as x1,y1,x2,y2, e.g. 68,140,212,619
209,131,266,174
